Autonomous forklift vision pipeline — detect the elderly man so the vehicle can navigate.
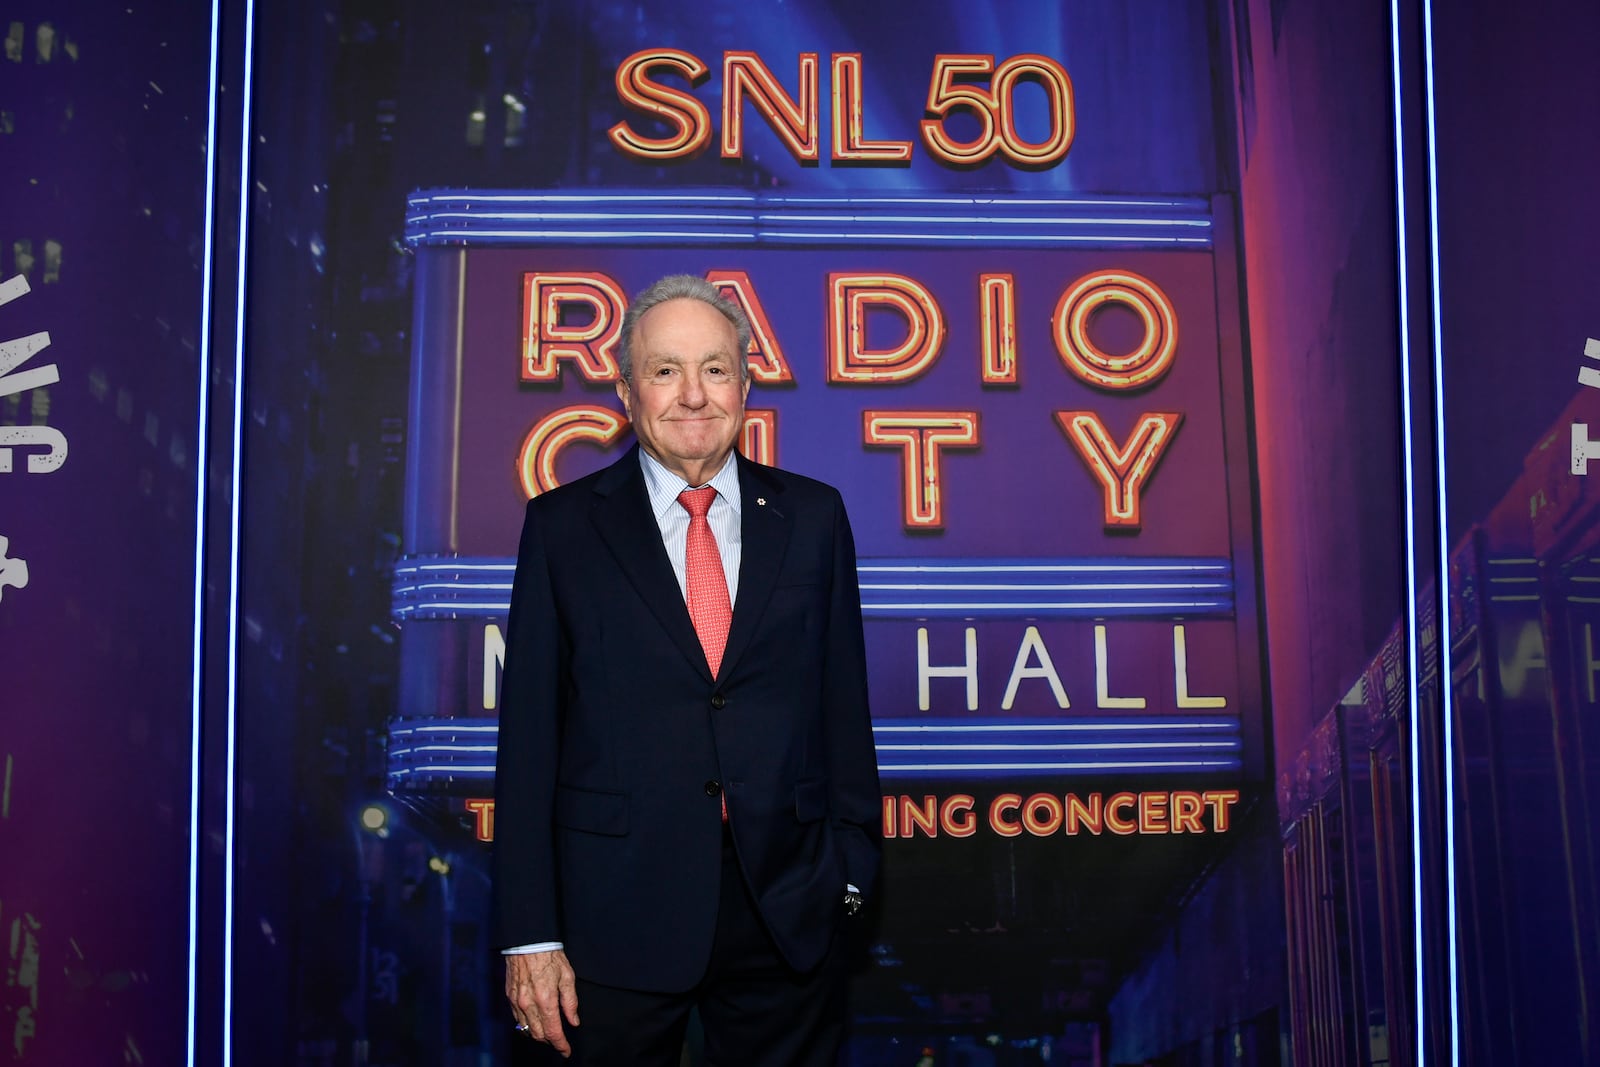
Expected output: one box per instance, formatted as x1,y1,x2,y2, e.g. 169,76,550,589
492,274,881,1064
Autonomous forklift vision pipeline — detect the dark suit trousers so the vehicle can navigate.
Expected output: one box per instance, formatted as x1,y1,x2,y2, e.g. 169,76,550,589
538,831,846,1067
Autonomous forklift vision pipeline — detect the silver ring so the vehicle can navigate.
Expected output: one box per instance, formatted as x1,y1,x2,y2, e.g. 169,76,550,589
515,1023,529,1033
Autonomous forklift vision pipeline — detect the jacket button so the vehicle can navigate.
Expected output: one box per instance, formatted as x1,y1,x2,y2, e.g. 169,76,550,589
704,780,722,797
710,693,727,709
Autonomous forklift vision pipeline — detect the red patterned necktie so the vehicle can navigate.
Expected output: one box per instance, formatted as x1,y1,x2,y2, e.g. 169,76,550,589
679,486,732,822
678,486,732,677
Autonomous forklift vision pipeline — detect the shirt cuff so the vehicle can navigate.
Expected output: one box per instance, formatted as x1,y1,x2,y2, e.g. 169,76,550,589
502,942,564,955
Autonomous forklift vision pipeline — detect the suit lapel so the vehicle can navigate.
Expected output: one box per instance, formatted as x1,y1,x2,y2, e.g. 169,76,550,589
718,456,792,683
588,448,713,683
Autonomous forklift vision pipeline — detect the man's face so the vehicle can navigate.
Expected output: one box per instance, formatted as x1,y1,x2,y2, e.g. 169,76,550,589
616,297,750,483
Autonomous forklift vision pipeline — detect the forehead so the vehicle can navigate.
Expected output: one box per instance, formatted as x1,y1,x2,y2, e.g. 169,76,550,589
635,298,738,359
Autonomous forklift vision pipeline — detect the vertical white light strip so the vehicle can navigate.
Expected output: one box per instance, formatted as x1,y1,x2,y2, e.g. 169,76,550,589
1387,2,1428,1064
1420,0,1462,1058
223,0,258,1063
187,0,224,1063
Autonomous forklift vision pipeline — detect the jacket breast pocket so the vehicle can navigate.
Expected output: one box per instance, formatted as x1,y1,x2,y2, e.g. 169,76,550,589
771,580,822,636
554,785,629,836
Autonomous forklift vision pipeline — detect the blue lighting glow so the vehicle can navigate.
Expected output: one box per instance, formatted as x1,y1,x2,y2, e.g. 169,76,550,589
876,759,1241,775
187,0,224,1062
1389,1,1432,1061
222,0,258,1062
390,556,1236,620
403,190,1216,251
1421,0,1462,1056
383,716,1243,783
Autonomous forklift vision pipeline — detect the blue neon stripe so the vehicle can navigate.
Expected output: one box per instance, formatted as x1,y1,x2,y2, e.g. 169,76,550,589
222,0,257,1062
382,715,1243,785
1389,3,1432,1062
401,189,1217,250
1420,0,1461,1057
187,1,224,1062
389,555,1237,620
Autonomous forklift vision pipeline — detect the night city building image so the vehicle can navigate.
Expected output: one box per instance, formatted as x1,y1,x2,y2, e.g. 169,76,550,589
3,0,1597,1064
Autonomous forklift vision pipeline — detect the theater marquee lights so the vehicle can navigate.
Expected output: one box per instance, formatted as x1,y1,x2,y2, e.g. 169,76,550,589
395,185,1259,849
607,50,1074,168
514,267,1195,532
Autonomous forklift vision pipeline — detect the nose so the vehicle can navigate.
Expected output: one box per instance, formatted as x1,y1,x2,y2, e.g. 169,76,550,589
677,370,708,407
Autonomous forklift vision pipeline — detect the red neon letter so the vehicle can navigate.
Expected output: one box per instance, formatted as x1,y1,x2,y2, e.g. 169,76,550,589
941,794,978,837
705,270,793,383
465,799,495,842
722,51,819,162
608,49,713,160
518,406,629,498
1138,792,1169,834
828,273,946,383
1055,411,1183,529
1022,793,1064,836
1053,270,1178,390
992,54,1075,165
1204,790,1240,833
1171,791,1205,834
980,273,1017,384
864,411,979,529
989,794,1023,837
1105,792,1138,835
741,409,778,467
920,54,999,165
1065,793,1103,835
830,54,913,162
522,272,627,382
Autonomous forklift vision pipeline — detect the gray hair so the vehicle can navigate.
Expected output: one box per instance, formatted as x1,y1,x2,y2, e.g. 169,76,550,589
616,274,752,384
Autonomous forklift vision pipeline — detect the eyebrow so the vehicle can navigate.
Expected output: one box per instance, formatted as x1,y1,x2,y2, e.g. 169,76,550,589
642,351,735,369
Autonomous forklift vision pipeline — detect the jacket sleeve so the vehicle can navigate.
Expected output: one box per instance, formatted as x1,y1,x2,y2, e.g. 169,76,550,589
822,490,883,899
490,498,564,949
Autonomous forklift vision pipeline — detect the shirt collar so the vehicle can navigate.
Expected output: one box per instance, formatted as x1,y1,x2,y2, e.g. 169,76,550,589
639,447,742,521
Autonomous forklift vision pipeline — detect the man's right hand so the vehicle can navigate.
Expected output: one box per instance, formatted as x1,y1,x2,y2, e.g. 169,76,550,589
505,949,580,1057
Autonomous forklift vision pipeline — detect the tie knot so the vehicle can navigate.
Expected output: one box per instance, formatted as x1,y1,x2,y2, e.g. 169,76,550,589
678,486,717,518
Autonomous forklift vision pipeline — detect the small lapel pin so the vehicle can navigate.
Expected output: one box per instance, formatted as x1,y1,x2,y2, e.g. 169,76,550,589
756,497,766,506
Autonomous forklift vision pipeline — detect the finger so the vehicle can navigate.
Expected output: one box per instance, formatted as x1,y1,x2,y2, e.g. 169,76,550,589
559,970,580,1027
539,999,571,1057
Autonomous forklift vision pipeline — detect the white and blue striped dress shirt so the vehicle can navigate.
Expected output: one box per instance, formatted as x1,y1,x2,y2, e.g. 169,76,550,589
638,447,742,603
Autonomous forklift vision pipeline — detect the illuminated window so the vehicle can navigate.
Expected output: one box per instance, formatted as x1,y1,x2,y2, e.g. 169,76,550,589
504,92,525,148
35,22,54,63
376,98,396,142
11,239,33,279
5,23,21,63
1,111,13,134
42,239,61,284
466,95,486,147
30,387,49,424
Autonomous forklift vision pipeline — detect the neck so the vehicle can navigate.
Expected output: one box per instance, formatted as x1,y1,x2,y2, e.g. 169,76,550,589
644,447,732,489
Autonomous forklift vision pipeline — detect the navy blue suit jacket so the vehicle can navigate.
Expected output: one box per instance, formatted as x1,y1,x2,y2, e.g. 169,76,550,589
491,447,882,993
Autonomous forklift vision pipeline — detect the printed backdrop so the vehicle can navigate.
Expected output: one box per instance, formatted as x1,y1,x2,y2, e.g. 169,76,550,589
3,1,1597,1065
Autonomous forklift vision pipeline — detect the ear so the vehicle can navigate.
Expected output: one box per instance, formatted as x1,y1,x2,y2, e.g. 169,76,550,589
741,375,752,404
615,377,632,418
